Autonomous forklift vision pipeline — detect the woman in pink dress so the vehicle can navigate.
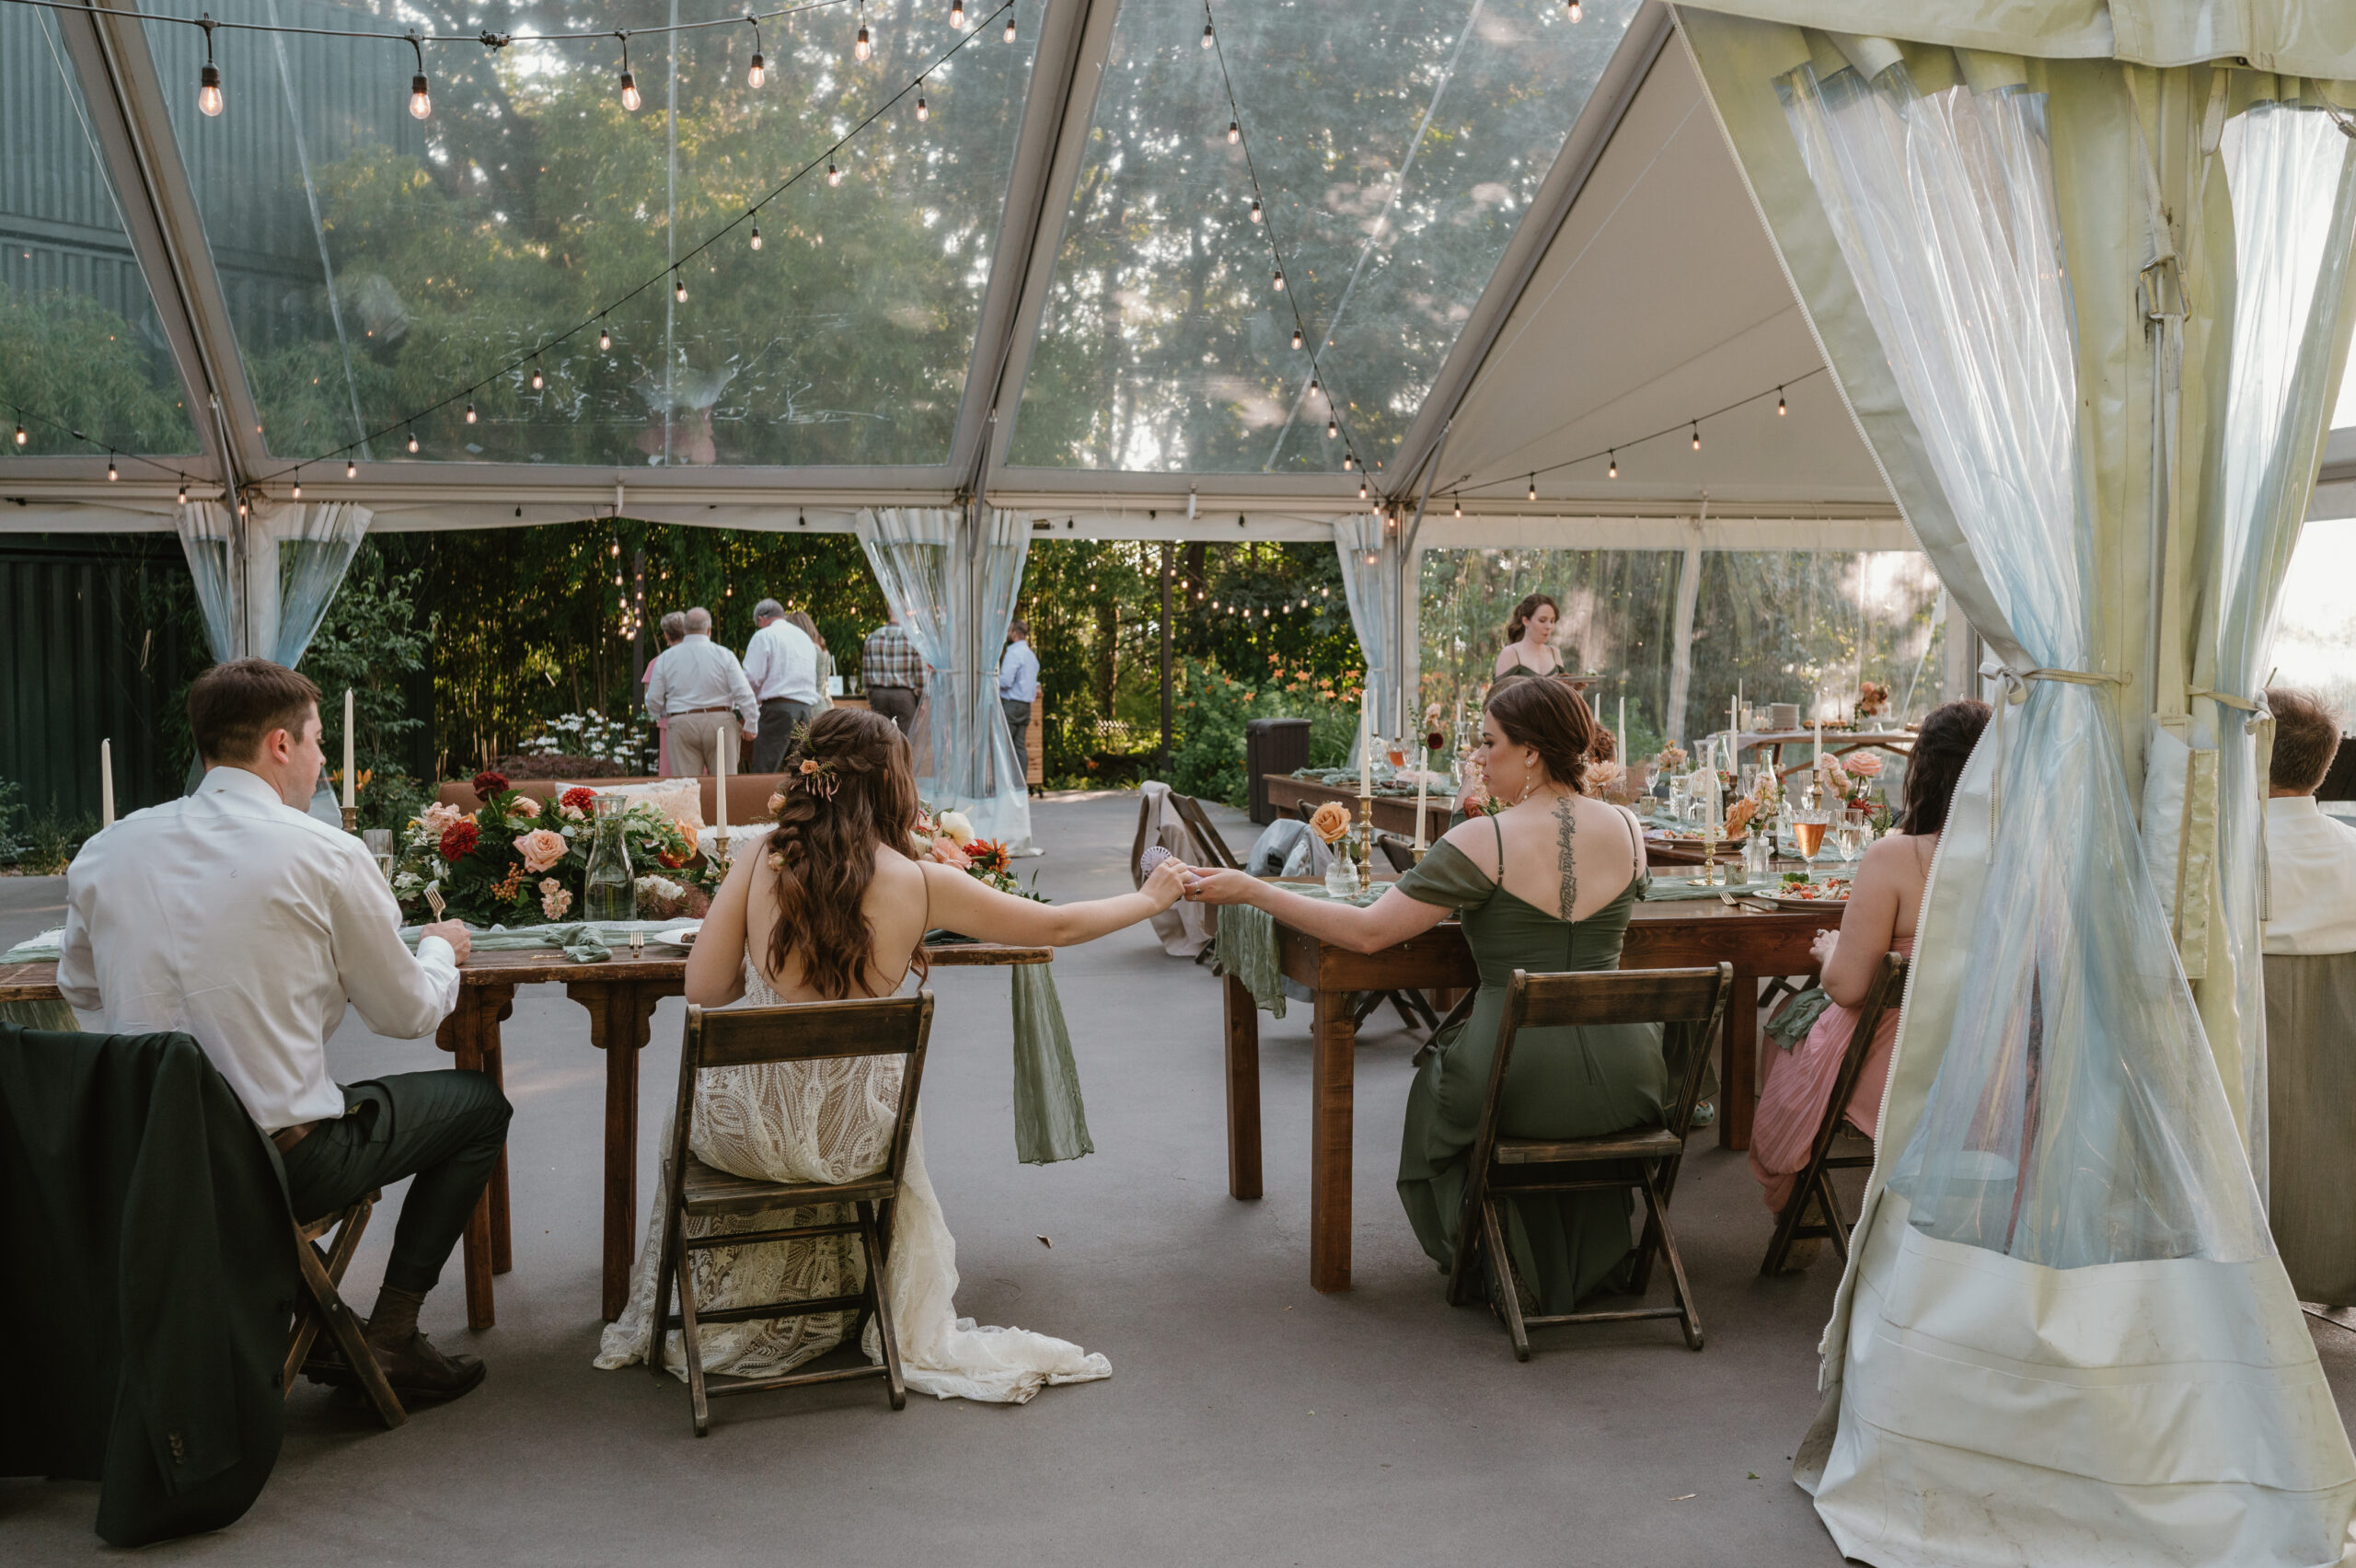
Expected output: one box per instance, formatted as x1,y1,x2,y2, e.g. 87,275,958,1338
1750,698,1990,1258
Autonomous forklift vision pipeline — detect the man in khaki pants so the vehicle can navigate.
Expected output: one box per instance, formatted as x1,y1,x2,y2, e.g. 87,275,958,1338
644,606,757,775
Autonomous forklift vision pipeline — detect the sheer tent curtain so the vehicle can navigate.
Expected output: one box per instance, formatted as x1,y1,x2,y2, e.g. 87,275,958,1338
1334,513,1398,751
1672,17,2356,1565
857,507,1033,849
171,500,371,668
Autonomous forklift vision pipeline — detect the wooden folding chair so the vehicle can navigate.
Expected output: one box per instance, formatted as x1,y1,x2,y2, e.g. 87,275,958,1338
286,1192,406,1428
651,992,935,1435
1168,791,1243,871
1447,964,1733,1360
1759,953,1907,1277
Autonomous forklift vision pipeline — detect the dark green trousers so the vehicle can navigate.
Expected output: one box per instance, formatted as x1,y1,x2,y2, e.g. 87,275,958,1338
279,1070,511,1296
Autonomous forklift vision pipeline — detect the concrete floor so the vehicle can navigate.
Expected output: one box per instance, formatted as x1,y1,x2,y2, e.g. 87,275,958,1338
6,791,2352,1566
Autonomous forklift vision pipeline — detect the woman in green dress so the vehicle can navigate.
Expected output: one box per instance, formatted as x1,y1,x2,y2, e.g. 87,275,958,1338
1184,677,1657,1313
1494,593,1563,681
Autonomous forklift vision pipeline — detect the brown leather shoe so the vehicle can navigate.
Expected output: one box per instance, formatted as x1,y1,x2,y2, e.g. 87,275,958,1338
369,1330,487,1404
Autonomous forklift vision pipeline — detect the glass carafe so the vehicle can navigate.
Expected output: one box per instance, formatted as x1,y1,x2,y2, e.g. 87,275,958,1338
582,794,638,925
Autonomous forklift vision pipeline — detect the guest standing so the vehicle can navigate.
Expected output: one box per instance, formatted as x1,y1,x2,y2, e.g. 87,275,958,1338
58,659,501,1402
743,598,822,774
1494,594,1562,680
785,610,836,712
999,617,1039,776
648,611,687,776
1746,698,1991,1262
861,610,926,737
646,607,757,778
2260,686,2356,1307
1188,679,1661,1314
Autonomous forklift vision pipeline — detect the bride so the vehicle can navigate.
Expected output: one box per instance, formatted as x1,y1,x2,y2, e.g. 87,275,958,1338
598,707,1191,1403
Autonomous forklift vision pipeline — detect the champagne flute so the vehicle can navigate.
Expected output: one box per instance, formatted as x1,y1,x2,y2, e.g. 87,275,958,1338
1834,819,1867,866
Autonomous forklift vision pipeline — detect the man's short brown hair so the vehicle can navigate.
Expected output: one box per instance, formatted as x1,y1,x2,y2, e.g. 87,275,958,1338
188,659,321,764
2267,686,2344,795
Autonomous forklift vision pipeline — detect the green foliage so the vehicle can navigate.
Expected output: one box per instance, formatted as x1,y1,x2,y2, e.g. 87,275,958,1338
12,806,97,876
0,288,199,457
0,778,23,863
1167,658,1361,810
301,541,435,829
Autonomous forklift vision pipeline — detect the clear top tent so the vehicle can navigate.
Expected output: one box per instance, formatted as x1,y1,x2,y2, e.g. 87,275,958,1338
0,0,2349,732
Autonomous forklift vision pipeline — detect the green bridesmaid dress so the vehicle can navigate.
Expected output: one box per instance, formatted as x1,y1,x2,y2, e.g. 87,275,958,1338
1394,811,1662,1313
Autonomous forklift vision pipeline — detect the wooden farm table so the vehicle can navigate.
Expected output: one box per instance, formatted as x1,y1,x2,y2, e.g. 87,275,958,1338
1736,727,1917,777
1,940,1048,1331
1263,774,1451,845
1218,895,1830,1293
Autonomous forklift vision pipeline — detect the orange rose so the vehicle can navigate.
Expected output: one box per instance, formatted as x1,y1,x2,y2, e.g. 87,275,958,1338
1308,801,1352,844
1724,796,1758,837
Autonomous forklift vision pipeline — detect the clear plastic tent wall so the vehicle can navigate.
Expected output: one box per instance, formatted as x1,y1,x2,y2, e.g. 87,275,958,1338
856,507,1033,849
1780,57,2268,1269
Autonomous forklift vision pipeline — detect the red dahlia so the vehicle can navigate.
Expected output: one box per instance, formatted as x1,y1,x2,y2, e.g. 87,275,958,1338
560,787,596,812
472,770,511,801
439,820,480,861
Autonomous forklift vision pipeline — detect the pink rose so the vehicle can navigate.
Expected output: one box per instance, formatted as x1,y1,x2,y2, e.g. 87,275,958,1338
510,795,541,819
927,836,972,869
537,878,573,920
420,801,463,836
1842,752,1884,778
516,828,570,874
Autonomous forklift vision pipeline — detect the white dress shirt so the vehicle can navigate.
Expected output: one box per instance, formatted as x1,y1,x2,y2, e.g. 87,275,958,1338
999,639,1039,703
2263,794,2356,956
743,618,823,707
644,633,759,729
58,767,461,1131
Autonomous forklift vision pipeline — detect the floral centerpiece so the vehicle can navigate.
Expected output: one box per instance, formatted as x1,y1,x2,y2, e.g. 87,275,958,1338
389,772,714,926
907,803,1045,902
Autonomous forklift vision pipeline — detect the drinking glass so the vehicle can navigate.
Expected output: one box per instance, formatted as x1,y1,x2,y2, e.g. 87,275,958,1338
1792,807,1832,879
362,827,393,881
1834,819,1868,865
1385,738,1408,772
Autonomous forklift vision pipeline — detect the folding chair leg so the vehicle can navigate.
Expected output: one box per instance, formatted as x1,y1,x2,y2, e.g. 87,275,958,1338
1628,1189,1666,1298
1641,1167,1703,1352
293,1233,407,1427
859,1201,907,1411
1817,1170,1852,1263
674,1228,712,1436
1481,1198,1530,1362
649,1190,682,1385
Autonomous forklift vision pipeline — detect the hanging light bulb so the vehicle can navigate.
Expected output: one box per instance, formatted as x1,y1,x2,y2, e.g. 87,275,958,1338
827,158,841,186
1310,377,1321,398
1452,498,1461,518
951,0,964,27
1325,417,1336,440
1358,477,1369,500
197,19,224,116
1272,269,1285,292
1566,0,1583,19
1607,449,1618,478
292,472,304,501
1003,13,1016,42
465,400,478,423
854,25,871,62
1249,197,1263,223
598,319,612,352
530,360,544,391
1528,475,1538,502
1201,20,1214,48
177,478,189,505
407,37,431,119
750,224,762,250
1291,328,1303,351
407,427,419,453
12,419,24,445
917,84,928,120
1342,453,1354,470
1691,421,1701,451
107,455,119,482
1776,386,1787,416
347,458,357,478
674,270,687,303
618,35,641,111
1228,120,1240,144
747,15,767,87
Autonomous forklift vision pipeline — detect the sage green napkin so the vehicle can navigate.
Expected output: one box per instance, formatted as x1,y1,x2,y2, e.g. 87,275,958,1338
1010,963,1091,1165
1215,884,1384,1020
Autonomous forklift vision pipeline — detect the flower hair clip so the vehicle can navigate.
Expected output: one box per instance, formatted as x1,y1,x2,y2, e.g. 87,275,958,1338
787,754,841,801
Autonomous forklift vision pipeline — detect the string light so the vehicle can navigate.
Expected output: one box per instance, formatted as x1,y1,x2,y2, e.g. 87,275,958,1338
407,426,419,453
107,455,119,481
177,478,189,504
1228,119,1240,144
750,224,762,249
347,458,358,478
12,417,24,445
917,83,928,120
1289,328,1303,351
746,15,766,87
598,319,612,352
465,400,478,423
1691,421,1701,451
291,470,302,499
1342,453,1354,470
1528,475,1538,501
530,360,544,390
1566,0,1583,18
1201,20,1214,48
1451,498,1461,518
854,24,870,61
1357,477,1369,500
618,34,641,112
1310,377,1320,397
1272,269,1285,292
405,36,433,119
951,0,964,27
1004,12,1016,41
674,269,687,302
1777,386,1787,416
1248,197,1262,223
827,158,841,185
1607,450,1618,478
197,17,224,117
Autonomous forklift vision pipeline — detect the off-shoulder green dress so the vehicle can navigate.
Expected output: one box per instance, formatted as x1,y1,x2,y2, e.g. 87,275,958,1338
1393,811,1662,1313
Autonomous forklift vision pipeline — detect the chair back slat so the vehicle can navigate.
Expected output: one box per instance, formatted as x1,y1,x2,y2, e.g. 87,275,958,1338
1170,791,1242,871
687,994,932,1070
1508,967,1731,1030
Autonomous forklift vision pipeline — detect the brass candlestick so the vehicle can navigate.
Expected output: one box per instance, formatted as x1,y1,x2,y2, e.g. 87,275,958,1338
341,804,358,834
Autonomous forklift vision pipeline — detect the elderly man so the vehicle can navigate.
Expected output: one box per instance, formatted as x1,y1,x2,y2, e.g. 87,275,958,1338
2261,686,2356,1309
645,606,756,777
861,609,925,737
60,659,499,1403
743,597,822,774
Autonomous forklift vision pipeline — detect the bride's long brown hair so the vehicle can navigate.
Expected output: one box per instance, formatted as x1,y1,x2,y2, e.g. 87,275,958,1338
764,707,930,998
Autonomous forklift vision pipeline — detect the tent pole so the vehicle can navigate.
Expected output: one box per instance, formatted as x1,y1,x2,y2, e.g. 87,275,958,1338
1665,526,1703,744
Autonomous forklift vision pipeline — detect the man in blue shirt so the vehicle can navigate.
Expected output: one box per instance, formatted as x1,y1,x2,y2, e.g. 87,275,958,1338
999,617,1039,783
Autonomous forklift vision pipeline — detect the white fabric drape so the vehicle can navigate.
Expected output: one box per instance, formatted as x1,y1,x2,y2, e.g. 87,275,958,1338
2189,96,2356,1188
857,507,1033,849
1674,26,2356,1564
1334,513,1399,753
171,500,371,667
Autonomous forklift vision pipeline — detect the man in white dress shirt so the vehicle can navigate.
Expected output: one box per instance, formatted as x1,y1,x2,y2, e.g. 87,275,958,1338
60,659,502,1403
2264,686,2356,955
742,597,822,773
643,606,757,778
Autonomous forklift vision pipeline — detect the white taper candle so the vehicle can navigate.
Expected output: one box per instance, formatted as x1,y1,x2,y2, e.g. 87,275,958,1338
342,688,356,809
99,738,115,828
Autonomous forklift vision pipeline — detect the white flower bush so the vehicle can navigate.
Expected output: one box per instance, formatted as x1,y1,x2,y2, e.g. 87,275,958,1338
522,710,656,771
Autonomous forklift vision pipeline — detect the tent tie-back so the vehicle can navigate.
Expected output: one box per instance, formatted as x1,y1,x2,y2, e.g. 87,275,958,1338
2189,686,2277,920
1976,661,2132,860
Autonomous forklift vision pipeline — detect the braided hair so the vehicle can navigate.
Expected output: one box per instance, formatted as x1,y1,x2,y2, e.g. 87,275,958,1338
764,706,930,999
1485,674,1599,795
1896,698,1992,836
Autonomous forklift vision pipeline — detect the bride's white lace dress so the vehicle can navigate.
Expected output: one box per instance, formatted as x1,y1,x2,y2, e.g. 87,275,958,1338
595,959,1111,1403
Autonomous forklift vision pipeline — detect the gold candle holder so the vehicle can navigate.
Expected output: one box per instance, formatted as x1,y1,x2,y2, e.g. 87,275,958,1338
341,804,359,835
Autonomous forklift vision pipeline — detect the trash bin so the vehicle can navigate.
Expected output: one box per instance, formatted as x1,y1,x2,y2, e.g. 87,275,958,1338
1244,717,1312,824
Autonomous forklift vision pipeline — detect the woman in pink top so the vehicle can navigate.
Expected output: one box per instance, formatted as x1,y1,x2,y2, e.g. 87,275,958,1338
1750,698,1991,1254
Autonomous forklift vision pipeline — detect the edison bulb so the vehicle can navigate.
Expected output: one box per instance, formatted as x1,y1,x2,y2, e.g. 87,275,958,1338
950,0,964,26
408,430,419,453
465,402,477,423
598,324,611,351
854,26,870,61
199,64,224,117
748,53,766,88
1003,16,1015,41
410,75,432,120
1228,120,1239,144
750,225,762,250
620,70,641,111
917,93,928,121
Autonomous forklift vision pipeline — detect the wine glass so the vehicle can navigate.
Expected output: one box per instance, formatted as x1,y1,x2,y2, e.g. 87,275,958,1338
1834,813,1868,867
1385,737,1408,772
1792,806,1832,880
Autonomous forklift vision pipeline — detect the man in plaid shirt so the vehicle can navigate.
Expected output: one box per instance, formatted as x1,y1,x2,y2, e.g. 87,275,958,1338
860,611,926,736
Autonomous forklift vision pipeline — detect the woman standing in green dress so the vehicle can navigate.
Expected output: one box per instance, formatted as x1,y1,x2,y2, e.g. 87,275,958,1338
1184,678,1657,1313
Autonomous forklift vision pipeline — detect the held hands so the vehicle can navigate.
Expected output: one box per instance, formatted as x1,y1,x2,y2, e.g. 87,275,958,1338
1140,853,1193,912
1809,928,1838,969
423,918,473,966
1182,869,1262,907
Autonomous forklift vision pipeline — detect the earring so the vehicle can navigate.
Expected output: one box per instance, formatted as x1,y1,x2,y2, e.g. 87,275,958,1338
1515,775,1538,804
